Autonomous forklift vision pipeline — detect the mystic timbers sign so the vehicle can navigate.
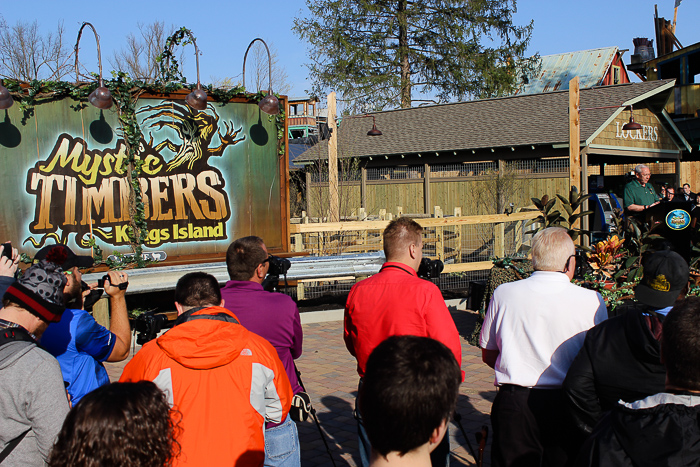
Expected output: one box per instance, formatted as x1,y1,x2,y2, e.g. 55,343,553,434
0,93,288,262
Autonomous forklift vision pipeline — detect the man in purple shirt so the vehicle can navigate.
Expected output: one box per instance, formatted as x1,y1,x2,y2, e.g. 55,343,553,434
221,236,303,467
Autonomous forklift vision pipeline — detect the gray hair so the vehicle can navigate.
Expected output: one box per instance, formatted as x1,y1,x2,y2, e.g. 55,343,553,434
531,227,575,272
634,164,649,175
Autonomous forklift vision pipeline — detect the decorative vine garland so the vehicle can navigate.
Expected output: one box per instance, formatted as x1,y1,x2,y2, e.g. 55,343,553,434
3,27,285,268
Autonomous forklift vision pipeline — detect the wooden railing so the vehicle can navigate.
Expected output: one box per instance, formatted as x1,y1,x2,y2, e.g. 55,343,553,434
290,208,541,274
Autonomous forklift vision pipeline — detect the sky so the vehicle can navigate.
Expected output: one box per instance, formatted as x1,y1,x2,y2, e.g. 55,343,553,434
2,0,698,99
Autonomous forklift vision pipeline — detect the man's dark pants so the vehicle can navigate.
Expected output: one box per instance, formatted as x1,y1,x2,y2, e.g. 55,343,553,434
491,384,574,467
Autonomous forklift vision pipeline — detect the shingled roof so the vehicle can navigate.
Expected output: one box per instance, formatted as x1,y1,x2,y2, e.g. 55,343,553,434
294,80,676,163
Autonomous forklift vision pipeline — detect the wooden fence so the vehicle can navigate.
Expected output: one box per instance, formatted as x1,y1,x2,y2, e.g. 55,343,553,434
304,165,569,219
290,208,541,275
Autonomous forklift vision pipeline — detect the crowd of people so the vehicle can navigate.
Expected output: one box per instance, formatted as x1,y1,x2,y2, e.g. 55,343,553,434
0,210,699,466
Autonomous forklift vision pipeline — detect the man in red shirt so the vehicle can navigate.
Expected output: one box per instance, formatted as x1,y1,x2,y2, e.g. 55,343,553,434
344,216,462,467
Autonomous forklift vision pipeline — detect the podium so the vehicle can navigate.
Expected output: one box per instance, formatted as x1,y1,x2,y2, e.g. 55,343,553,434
643,201,694,261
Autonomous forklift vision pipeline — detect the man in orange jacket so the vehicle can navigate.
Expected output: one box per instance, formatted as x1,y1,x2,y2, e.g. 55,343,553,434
120,272,293,466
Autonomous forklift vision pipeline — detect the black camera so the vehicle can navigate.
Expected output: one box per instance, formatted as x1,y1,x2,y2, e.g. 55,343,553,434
96,275,128,290
267,255,291,276
130,312,169,345
263,255,292,292
417,257,444,279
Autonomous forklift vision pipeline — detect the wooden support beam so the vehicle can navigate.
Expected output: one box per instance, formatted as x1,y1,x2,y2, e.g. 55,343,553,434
424,164,431,215
289,209,540,233
569,76,581,195
327,92,339,222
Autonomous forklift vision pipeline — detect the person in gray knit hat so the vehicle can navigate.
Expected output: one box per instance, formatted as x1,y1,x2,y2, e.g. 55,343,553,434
0,260,71,466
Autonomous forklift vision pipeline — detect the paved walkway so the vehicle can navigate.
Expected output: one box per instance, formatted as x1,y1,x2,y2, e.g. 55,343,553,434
105,305,496,467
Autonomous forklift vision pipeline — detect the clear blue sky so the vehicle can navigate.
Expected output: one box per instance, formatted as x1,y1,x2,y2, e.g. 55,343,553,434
2,0,698,98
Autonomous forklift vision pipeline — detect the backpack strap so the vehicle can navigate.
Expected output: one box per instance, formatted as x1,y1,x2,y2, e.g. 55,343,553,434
0,327,35,346
0,429,31,463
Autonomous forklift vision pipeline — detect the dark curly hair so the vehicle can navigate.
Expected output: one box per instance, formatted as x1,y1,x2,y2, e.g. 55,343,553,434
48,381,180,467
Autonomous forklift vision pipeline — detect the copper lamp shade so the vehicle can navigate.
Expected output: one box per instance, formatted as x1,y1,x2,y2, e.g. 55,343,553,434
0,81,13,109
367,121,382,136
186,84,208,111
88,79,113,110
258,93,280,115
622,106,642,131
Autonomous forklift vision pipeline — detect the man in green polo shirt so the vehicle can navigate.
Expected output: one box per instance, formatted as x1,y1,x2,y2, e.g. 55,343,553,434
623,164,660,213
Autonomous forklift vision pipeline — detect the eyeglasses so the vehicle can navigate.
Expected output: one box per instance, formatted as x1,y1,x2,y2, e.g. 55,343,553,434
262,255,272,264
561,255,576,273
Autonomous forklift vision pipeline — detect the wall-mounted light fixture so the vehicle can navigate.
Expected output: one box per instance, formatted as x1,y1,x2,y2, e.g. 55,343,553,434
343,114,382,136
74,22,112,110
242,38,279,115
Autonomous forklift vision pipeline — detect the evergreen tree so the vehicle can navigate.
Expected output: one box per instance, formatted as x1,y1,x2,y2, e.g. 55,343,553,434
293,0,536,111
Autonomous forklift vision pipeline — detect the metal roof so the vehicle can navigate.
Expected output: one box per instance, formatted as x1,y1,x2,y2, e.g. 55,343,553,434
294,80,679,163
515,47,622,95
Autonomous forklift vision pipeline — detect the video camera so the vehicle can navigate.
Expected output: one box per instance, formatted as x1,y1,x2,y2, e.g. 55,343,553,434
130,312,169,345
263,255,292,292
417,257,444,279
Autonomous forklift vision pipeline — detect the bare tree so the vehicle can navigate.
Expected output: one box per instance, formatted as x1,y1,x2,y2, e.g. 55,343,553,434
0,17,71,81
110,21,174,83
210,42,291,94
209,76,240,90
246,41,291,95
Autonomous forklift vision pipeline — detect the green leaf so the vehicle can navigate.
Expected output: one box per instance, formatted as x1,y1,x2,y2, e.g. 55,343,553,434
630,221,642,239
560,201,574,216
634,267,644,281
544,198,557,213
571,193,594,210
625,256,639,268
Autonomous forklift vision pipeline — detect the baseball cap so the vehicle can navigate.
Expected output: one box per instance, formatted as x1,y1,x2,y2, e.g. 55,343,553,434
634,250,689,309
34,244,94,270
4,260,66,323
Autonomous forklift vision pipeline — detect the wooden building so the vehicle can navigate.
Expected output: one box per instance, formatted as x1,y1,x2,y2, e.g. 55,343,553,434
515,47,631,95
295,80,690,219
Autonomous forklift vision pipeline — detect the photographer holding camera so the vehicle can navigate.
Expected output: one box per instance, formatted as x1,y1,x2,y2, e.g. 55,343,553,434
38,245,130,405
221,236,303,467
344,217,462,467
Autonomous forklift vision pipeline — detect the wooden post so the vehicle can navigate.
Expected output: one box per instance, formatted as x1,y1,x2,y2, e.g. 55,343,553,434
361,166,367,209
435,206,444,261
327,92,339,222
569,77,581,231
424,164,431,215
675,157,682,188
293,233,303,252
454,207,462,263
494,223,505,258
569,77,581,192
581,149,590,247
305,171,312,216
515,219,524,253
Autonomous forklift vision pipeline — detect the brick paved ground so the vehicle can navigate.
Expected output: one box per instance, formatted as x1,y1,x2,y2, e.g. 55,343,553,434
105,305,496,467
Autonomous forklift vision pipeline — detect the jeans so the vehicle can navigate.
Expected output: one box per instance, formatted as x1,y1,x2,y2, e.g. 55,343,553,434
264,415,300,467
